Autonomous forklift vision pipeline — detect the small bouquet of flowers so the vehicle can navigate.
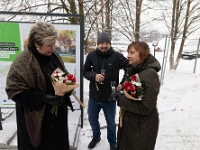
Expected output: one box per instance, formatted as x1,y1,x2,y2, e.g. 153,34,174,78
50,68,85,116
119,73,147,127
123,73,147,101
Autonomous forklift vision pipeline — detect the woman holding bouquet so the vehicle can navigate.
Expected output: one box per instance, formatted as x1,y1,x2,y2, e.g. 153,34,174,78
117,41,161,150
6,22,74,150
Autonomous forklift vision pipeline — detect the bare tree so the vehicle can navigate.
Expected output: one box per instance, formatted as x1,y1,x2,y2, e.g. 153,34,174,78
112,0,135,42
3,0,200,63
111,0,159,42
134,0,143,41
161,0,200,70
104,0,113,34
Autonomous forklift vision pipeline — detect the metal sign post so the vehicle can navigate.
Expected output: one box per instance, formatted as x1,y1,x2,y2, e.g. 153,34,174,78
193,37,200,73
0,108,2,130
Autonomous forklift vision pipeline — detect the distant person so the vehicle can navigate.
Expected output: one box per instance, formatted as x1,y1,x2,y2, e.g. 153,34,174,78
5,21,74,150
117,41,160,150
83,32,129,150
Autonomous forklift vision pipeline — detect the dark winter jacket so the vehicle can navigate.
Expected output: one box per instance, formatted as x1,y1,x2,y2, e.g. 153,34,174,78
117,54,161,150
83,47,129,103
6,46,73,149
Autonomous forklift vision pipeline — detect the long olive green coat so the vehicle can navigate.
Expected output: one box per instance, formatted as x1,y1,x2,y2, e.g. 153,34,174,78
117,54,160,150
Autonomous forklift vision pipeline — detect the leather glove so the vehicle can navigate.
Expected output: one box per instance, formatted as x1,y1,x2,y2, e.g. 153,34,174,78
108,91,121,102
65,95,74,111
64,90,73,97
43,94,63,106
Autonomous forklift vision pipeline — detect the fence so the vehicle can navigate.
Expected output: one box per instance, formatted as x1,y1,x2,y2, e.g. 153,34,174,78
158,36,200,86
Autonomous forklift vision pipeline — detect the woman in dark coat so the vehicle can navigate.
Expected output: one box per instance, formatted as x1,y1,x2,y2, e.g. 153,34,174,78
117,41,160,150
5,22,73,150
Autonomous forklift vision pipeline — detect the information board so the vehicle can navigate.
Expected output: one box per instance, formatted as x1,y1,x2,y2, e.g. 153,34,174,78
0,22,81,109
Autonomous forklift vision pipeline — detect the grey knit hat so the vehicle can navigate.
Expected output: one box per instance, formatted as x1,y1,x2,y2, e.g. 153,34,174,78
97,32,111,45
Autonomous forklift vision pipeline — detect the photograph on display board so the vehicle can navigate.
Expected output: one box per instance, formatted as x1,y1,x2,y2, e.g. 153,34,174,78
55,30,76,63
23,29,77,63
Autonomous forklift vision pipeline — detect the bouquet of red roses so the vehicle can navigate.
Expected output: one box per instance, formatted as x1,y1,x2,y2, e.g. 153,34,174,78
50,68,85,116
119,73,147,127
123,73,147,101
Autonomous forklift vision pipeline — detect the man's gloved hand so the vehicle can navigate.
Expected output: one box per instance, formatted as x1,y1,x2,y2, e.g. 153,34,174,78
108,91,121,102
43,94,63,106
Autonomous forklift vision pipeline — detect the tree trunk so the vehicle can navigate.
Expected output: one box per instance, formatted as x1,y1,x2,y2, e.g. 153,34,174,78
169,0,179,70
135,0,143,42
174,0,191,70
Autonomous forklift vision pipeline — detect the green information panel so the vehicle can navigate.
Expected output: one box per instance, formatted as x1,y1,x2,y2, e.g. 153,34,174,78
0,22,22,62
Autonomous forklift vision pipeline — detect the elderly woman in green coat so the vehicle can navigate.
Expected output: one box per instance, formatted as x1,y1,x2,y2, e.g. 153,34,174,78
117,41,160,150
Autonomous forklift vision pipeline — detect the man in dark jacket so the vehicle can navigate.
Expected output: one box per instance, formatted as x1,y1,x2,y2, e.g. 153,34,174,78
83,32,129,150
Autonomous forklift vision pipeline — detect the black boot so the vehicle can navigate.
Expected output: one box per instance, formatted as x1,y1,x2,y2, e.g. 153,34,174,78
88,138,101,149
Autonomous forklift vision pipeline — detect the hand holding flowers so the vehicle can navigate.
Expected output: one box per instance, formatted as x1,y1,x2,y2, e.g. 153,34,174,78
123,73,147,101
119,73,147,127
50,68,85,116
51,68,79,95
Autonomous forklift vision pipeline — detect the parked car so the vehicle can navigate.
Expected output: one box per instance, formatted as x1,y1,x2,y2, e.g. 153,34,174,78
181,39,200,60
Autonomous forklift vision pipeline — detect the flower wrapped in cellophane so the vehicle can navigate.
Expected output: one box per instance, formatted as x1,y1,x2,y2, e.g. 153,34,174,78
50,68,85,116
120,73,147,127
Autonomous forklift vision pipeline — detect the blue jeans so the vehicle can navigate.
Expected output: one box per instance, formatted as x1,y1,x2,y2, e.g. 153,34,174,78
87,98,116,147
